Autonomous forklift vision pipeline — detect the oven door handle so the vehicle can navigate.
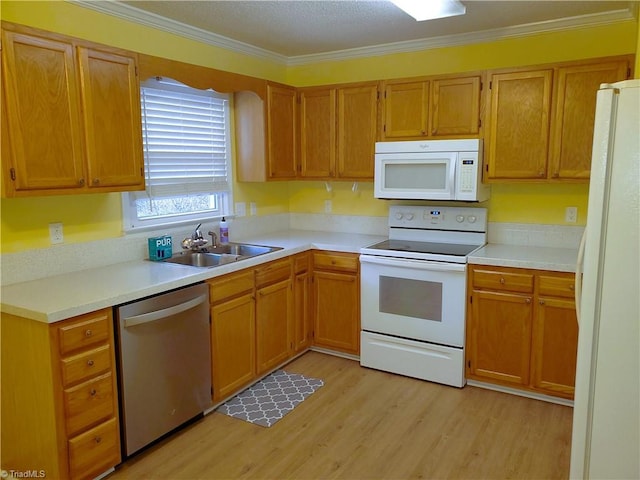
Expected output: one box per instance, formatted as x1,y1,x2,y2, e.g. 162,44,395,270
359,254,466,272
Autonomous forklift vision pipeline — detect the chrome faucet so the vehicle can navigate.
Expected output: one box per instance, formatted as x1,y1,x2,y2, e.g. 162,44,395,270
181,223,209,251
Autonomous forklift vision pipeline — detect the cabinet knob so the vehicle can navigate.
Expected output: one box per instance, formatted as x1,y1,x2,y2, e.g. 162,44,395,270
569,284,575,291
87,359,94,367
94,436,102,444
538,171,545,177
552,172,560,178
92,178,100,185
90,388,97,396
78,178,85,186
499,277,505,284
85,329,92,337
525,298,531,304
539,299,545,305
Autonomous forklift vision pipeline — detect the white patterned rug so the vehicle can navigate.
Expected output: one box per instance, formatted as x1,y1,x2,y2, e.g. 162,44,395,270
217,370,324,427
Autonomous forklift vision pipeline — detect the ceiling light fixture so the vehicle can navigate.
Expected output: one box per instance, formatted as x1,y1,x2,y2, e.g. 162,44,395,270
390,0,466,22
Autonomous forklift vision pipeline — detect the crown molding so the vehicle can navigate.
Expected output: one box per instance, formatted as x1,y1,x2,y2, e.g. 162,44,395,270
287,8,637,65
70,1,635,68
70,0,289,64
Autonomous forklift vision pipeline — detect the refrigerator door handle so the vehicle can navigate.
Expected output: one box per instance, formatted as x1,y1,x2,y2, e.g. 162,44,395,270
574,228,587,326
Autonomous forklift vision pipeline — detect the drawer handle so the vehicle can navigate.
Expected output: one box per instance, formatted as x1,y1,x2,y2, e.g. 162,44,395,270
539,300,545,305
87,359,95,367
90,388,97,396
85,329,93,337
499,277,505,284
94,436,102,444
525,298,531,304
569,284,575,290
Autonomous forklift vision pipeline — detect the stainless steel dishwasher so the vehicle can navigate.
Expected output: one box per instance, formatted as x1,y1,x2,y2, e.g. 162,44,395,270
115,282,211,457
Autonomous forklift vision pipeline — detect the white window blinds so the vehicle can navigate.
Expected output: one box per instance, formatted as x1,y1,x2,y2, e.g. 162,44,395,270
139,77,230,199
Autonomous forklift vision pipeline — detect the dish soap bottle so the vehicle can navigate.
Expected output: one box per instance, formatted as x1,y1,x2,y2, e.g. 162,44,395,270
219,217,229,244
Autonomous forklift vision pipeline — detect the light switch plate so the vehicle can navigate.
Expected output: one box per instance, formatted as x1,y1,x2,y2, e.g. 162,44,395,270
235,202,246,217
565,206,578,223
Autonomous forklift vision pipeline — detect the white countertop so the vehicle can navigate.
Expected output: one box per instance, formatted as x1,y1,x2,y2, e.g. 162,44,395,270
469,243,579,273
0,230,385,323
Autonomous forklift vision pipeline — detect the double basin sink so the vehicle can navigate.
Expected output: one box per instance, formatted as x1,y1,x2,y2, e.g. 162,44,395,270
162,242,282,268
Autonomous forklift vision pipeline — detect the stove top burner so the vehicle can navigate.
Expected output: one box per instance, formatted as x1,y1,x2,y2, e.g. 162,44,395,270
365,239,481,257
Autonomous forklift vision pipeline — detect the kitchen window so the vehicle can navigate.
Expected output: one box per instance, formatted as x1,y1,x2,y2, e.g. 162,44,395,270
122,77,232,231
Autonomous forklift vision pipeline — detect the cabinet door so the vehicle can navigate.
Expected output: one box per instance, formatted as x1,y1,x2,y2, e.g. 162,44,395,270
337,84,378,179
430,76,481,136
531,296,578,398
78,47,144,189
1,30,85,191
293,269,311,353
549,60,629,179
313,270,359,355
299,88,335,178
267,84,297,179
210,293,256,402
256,278,292,375
467,290,533,386
382,81,428,138
487,69,553,180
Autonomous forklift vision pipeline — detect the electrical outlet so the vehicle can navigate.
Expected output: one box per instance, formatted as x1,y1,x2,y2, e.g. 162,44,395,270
324,200,332,213
250,202,257,216
49,222,64,244
565,206,578,223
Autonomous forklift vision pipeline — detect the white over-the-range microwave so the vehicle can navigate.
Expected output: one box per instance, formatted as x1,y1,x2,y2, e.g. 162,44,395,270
374,139,490,202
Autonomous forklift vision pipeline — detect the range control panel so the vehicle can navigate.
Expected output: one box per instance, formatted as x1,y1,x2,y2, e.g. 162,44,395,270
388,205,488,232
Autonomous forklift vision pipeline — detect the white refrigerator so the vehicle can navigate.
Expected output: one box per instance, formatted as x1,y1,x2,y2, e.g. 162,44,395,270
570,79,640,479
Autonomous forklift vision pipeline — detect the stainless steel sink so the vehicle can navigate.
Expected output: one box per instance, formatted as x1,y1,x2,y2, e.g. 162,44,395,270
163,252,241,268
160,242,281,268
205,242,281,257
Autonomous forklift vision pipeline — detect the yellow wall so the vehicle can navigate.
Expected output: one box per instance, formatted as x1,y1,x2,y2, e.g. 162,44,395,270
1,1,638,252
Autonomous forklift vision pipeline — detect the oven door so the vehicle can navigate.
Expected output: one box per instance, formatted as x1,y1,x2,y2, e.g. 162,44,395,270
360,254,466,347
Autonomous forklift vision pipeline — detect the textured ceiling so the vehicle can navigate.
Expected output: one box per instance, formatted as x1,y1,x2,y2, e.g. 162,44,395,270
116,1,636,57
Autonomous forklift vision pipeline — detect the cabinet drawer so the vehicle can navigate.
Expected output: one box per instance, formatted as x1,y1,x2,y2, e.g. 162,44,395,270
255,258,291,288
61,344,111,387
313,251,358,273
208,269,254,304
68,417,120,480
293,253,309,274
472,269,534,293
58,311,111,356
64,372,114,436
538,274,576,298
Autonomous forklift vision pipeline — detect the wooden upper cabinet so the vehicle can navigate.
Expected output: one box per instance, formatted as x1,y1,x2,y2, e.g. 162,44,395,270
430,76,481,136
78,47,143,189
1,22,144,197
266,83,297,179
299,87,335,178
1,29,85,191
383,81,429,138
381,74,482,140
297,81,378,180
549,59,630,180
337,83,378,179
486,69,553,180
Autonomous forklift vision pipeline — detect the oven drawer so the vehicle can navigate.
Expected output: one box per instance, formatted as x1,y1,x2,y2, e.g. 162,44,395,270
472,268,534,293
360,331,465,388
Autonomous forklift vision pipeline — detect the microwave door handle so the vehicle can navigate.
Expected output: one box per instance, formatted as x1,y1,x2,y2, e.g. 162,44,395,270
449,156,457,196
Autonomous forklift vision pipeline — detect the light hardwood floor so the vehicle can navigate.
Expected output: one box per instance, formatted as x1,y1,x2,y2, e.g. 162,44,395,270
108,352,572,479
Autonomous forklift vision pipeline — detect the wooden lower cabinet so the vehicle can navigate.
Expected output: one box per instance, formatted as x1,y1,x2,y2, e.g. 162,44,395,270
468,290,533,386
0,308,121,480
312,251,360,355
293,253,312,353
256,278,292,375
466,265,578,399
